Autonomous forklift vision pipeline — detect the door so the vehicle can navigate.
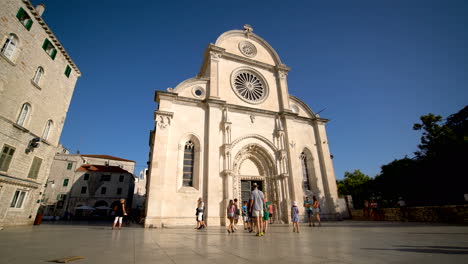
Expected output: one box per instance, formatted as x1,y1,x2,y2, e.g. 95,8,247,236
241,180,263,203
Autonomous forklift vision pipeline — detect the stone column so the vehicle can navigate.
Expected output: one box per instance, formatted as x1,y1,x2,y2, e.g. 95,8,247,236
203,99,225,226
312,119,339,216
275,64,291,112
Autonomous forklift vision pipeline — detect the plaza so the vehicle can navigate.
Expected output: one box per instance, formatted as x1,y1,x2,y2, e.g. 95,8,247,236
1,221,468,263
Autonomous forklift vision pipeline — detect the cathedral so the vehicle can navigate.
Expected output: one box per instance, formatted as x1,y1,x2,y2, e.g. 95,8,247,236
145,25,342,227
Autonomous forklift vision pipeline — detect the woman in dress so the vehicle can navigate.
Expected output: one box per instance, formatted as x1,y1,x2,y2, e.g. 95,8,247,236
291,201,300,233
227,199,235,233
312,196,321,226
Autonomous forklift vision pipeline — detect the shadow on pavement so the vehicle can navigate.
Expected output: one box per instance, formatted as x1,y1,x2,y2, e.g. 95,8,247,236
362,245,468,255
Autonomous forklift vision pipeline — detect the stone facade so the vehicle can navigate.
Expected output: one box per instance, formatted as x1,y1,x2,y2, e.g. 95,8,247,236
43,154,135,217
0,0,81,227
145,25,342,227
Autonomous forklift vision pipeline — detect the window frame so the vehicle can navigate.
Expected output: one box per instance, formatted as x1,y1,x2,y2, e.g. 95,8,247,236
300,152,311,191
42,120,53,140
100,187,107,195
80,186,87,194
100,174,111,182
42,39,57,60
119,175,124,182
27,156,42,179
182,141,195,187
66,162,73,170
32,67,44,86
10,189,28,209
83,173,90,181
0,144,16,172
63,178,69,187
1,33,19,60
117,187,122,195
17,103,31,127
16,7,33,31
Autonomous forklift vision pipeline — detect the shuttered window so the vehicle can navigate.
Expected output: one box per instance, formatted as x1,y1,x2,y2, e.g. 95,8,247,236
0,145,15,172
64,65,71,77
42,39,57,60
27,156,42,179
16,7,33,30
300,152,311,191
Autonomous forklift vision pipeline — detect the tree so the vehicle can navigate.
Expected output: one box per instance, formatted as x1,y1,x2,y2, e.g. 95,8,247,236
337,170,371,208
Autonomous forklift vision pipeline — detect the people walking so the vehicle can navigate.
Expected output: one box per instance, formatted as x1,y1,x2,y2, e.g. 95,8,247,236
249,183,265,237
304,196,314,227
112,198,127,230
269,201,274,224
312,196,321,226
263,194,270,234
291,201,300,233
227,199,235,233
196,197,207,229
233,198,240,231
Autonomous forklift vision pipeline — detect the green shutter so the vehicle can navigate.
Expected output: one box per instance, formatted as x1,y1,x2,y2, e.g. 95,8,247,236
16,7,25,20
65,65,71,77
51,49,57,60
26,19,33,30
42,39,49,50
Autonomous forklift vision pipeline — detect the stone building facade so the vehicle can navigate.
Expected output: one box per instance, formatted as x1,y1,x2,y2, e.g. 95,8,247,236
145,25,342,227
0,0,81,227
43,154,135,217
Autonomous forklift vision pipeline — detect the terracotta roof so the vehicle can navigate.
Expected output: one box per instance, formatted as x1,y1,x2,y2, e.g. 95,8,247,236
80,154,135,162
76,165,131,173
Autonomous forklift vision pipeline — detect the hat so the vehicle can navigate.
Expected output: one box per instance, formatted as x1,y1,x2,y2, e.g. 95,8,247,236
252,183,258,187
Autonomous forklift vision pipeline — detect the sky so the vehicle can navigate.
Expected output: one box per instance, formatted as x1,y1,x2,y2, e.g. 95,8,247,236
32,0,467,179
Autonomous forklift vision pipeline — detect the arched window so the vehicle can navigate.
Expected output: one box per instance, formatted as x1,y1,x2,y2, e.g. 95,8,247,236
1,34,19,60
17,103,31,127
300,152,311,191
42,120,53,140
183,141,195,186
32,67,44,85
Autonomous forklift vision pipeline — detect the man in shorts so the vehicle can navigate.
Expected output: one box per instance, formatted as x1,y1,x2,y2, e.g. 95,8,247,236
304,196,314,227
249,183,264,237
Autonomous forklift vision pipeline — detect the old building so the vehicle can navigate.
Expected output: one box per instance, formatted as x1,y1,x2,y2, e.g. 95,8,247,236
145,25,343,227
43,153,135,217
0,0,81,227
132,168,147,210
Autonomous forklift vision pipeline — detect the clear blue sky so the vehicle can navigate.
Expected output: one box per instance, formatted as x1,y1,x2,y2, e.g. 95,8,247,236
33,0,467,178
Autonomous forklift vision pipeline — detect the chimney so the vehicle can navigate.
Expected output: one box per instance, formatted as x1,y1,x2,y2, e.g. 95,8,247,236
35,4,45,16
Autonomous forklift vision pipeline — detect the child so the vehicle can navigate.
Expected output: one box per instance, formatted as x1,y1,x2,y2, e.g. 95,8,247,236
291,201,300,233
242,201,250,230
263,195,270,234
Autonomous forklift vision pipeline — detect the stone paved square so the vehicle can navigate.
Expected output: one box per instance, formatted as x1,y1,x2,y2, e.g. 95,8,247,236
1,221,468,264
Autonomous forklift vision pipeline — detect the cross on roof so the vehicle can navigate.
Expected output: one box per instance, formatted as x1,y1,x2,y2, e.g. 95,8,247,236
243,24,253,34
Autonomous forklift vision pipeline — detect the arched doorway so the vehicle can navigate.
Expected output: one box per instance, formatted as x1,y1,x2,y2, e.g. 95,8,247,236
232,144,284,223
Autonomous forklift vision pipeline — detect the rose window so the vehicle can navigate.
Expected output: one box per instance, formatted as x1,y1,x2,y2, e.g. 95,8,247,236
231,70,267,103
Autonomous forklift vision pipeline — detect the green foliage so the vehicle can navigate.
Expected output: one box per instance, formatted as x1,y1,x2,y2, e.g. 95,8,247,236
342,106,467,207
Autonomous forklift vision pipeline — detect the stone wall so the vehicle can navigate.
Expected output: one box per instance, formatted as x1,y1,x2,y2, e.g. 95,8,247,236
350,205,468,224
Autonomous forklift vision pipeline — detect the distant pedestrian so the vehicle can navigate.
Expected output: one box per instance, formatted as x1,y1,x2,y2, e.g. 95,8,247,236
196,197,206,229
363,200,370,218
291,201,300,233
227,199,235,233
263,194,270,234
312,196,321,226
112,199,127,230
269,201,274,224
242,201,250,230
304,196,314,226
233,198,240,231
